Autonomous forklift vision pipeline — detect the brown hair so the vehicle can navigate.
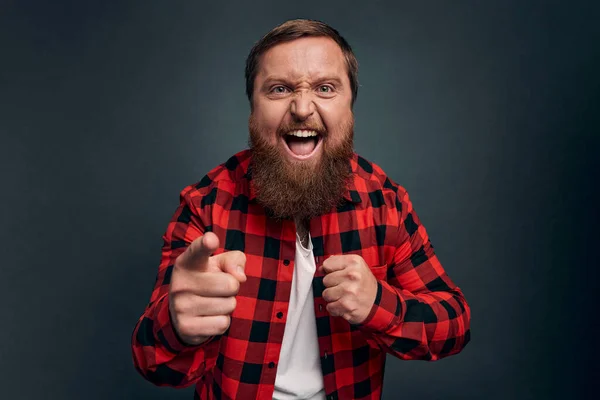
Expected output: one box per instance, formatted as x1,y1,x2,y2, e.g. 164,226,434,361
245,19,359,107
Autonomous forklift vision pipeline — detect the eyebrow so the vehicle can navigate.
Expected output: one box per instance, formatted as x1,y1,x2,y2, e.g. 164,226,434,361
261,75,344,88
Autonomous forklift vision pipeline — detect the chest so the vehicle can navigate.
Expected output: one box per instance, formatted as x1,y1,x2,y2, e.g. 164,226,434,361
211,205,398,300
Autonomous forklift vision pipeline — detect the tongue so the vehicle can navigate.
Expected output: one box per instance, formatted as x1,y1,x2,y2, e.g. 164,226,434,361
287,136,316,156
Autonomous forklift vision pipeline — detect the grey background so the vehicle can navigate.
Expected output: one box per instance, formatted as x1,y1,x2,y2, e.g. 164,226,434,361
1,1,598,399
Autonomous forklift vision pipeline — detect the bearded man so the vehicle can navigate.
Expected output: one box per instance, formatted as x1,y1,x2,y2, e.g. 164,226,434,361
132,19,471,400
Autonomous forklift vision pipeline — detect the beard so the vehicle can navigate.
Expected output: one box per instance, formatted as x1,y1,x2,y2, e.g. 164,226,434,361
248,114,354,220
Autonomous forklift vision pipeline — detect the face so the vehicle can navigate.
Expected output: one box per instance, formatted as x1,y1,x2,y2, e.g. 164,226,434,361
251,36,354,167
248,36,355,219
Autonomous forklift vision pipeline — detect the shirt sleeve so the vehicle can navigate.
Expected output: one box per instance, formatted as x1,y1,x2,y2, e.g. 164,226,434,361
131,186,221,387
355,188,471,361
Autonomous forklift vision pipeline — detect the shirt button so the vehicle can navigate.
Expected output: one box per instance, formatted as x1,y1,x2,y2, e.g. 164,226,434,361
276,312,283,319
268,362,275,368
319,304,323,312
283,259,290,266
324,352,328,359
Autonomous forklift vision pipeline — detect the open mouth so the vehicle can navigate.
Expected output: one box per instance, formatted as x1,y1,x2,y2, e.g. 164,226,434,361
282,130,323,159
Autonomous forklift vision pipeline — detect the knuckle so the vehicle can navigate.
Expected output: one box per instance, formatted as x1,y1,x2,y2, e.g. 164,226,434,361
341,283,354,296
216,315,231,334
216,274,238,295
235,251,247,264
170,293,189,315
177,318,194,336
347,270,360,281
172,299,187,315
228,276,240,294
326,303,340,316
221,276,232,293
226,250,245,264
340,298,352,310
226,297,237,314
346,285,359,297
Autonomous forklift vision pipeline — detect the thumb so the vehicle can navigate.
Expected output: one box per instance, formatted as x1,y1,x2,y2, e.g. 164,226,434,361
179,232,219,270
215,250,247,283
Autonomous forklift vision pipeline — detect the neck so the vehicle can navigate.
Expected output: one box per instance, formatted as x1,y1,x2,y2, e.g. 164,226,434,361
295,217,310,248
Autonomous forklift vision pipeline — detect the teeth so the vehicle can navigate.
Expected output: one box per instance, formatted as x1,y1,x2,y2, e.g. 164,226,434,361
287,130,318,138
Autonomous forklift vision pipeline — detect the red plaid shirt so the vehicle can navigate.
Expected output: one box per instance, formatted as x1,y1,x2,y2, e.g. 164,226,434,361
132,149,471,400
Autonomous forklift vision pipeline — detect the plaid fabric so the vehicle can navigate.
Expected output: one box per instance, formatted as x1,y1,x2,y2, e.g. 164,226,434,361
132,149,471,400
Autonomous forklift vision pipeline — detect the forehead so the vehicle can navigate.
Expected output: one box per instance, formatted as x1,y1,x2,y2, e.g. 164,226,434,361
257,36,347,79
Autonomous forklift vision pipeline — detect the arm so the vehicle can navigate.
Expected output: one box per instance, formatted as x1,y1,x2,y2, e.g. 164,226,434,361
357,188,471,361
131,187,220,387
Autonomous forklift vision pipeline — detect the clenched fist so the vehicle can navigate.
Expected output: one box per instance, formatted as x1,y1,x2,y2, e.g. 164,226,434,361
321,255,379,325
169,232,246,345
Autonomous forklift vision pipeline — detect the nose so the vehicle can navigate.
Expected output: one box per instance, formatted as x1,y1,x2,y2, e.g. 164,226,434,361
290,91,315,121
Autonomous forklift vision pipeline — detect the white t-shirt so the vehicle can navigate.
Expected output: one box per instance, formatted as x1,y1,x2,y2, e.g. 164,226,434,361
272,234,325,400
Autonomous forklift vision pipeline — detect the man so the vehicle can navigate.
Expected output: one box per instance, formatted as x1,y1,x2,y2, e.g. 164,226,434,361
132,19,471,400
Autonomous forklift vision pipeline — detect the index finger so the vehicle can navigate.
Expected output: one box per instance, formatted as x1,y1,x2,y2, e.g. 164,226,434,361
322,269,347,288
177,232,220,270
213,250,247,283
320,255,348,274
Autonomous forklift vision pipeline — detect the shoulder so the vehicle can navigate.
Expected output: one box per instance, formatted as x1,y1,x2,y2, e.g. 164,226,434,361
352,153,409,208
178,149,252,207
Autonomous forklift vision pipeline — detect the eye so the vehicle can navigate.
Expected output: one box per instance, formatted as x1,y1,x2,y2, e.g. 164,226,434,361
317,85,334,94
270,85,290,94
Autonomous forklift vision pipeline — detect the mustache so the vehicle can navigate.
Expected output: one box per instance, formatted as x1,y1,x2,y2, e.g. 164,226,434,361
276,121,327,137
